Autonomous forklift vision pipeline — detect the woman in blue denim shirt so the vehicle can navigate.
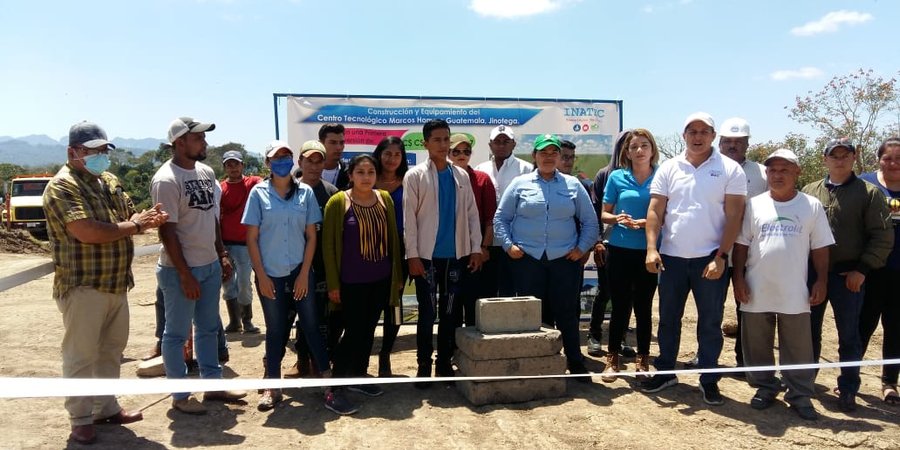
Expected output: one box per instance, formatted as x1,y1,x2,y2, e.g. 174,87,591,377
494,134,600,379
242,141,330,411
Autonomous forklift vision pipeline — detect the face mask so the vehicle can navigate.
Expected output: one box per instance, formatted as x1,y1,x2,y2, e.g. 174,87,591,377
82,153,110,176
270,158,294,177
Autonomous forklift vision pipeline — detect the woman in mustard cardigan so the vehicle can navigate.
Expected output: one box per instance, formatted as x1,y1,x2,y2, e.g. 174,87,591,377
322,154,402,414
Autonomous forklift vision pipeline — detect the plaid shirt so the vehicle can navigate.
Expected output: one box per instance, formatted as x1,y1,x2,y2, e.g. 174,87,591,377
43,164,136,299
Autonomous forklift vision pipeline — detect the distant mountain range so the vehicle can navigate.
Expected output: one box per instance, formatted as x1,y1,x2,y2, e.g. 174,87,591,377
0,135,165,167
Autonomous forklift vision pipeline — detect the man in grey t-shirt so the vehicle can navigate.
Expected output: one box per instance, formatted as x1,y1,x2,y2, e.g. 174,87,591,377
151,117,245,415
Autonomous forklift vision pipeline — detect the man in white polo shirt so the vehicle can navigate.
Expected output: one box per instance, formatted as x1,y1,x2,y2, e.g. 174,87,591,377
732,149,833,421
475,125,533,296
642,112,747,406
718,117,767,371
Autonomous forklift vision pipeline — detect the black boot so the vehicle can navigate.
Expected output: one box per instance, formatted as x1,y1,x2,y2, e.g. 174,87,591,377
224,298,241,333
241,304,260,334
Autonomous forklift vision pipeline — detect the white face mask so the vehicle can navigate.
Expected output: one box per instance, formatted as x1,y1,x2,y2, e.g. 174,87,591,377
80,153,111,176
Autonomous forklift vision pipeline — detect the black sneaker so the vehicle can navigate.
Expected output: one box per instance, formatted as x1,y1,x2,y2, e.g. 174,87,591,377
435,361,455,378
620,346,637,358
750,392,775,410
348,383,384,397
568,361,593,384
641,374,678,393
324,390,359,415
838,391,857,412
790,404,819,421
413,364,432,390
700,382,724,406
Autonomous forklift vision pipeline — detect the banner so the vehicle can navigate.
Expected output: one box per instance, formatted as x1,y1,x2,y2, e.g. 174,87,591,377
284,95,622,179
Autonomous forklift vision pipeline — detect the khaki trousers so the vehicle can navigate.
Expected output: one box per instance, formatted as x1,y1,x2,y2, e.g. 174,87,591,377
56,286,129,426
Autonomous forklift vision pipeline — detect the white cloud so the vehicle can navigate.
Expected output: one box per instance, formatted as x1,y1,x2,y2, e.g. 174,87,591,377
641,5,654,13
469,0,577,19
770,67,824,81
640,0,692,14
790,10,873,36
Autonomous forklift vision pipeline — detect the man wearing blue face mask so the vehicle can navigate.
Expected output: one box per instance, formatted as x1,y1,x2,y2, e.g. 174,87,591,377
44,121,170,444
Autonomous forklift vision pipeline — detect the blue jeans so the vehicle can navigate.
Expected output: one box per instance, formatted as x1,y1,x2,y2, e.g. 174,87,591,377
258,265,329,378
655,253,728,384
810,271,864,394
155,286,228,356
223,244,253,306
157,262,223,400
513,254,584,366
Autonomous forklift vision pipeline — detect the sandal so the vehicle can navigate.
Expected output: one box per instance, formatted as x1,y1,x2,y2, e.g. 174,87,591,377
883,384,899,405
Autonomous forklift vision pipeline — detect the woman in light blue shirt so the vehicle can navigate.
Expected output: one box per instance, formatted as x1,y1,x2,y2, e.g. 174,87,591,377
599,128,659,381
494,134,599,378
242,141,329,412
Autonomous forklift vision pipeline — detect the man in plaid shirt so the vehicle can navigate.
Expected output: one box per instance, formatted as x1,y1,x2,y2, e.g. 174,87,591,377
43,121,168,445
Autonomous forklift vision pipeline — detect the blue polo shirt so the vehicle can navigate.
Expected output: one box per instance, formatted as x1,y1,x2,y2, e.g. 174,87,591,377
603,167,656,250
494,170,599,260
241,180,321,277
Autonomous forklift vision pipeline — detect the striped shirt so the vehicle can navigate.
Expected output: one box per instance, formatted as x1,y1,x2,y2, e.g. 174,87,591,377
43,164,136,299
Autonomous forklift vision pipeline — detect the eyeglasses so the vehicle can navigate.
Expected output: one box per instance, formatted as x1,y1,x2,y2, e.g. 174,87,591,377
77,145,111,155
451,149,472,156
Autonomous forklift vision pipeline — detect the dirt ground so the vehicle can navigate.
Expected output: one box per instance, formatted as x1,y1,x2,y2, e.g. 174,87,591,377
0,241,897,450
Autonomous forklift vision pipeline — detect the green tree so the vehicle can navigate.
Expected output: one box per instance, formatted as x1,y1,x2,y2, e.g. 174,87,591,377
748,133,823,188
787,68,899,172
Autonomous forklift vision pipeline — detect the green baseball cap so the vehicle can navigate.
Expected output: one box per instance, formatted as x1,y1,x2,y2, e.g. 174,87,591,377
534,134,561,151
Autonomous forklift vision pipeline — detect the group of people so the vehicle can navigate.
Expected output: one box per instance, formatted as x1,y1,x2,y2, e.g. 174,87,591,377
43,112,899,444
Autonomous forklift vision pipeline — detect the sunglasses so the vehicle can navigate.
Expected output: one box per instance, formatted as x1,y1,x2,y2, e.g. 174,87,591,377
451,148,472,156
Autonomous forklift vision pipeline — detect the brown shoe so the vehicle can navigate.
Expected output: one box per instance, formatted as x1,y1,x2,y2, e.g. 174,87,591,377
141,342,161,361
172,396,206,415
636,354,650,377
204,390,248,403
94,409,143,425
283,361,302,379
70,424,96,444
601,353,619,383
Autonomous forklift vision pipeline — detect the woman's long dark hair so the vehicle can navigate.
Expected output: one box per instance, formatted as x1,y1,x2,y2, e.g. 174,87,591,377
372,136,409,178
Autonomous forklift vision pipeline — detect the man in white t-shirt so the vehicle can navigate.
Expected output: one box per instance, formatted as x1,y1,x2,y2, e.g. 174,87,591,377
718,117,767,370
475,125,533,296
732,149,834,421
642,112,747,405
151,117,245,415
318,123,349,190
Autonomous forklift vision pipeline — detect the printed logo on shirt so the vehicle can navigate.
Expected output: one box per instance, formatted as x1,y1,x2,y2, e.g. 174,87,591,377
185,179,216,210
709,170,722,178
760,216,804,238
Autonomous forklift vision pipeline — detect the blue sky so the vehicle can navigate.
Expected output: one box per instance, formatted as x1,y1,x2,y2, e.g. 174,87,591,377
1,0,897,155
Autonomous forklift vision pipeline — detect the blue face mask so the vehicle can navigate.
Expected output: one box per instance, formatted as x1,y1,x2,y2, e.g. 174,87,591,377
82,153,110,176
270,158,294,178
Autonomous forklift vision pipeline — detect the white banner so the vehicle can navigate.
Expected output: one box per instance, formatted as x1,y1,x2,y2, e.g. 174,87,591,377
285,95,622,179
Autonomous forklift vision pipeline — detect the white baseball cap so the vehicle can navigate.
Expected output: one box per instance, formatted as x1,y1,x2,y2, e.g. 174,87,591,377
265,140,293,158
167,117,215,144
719,117,751,138
764,148,799,167
683,112,715,131
490,125,515,141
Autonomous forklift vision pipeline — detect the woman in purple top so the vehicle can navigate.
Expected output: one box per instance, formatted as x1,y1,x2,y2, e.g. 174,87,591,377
323,155,403,414
373,136,409,377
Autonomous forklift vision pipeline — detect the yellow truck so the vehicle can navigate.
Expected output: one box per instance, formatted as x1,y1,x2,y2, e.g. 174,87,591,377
3,174,52,237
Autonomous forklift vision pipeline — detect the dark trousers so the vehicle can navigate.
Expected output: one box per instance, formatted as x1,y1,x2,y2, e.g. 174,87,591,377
655,253,728,384
589,263,611,341
257,266,329,379
606,245,658,355
293,279,330,372
513,254,584,366
333,277,391,377
489,246,516,297
463,256,495,327
810,271,864,394
414,258,466,366
859,266,899,385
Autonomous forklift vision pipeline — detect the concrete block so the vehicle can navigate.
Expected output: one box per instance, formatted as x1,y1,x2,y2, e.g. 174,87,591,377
455,326,562,360
136,356,165,378
457,378,566,406
475,296,542,333
455,352,566,377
